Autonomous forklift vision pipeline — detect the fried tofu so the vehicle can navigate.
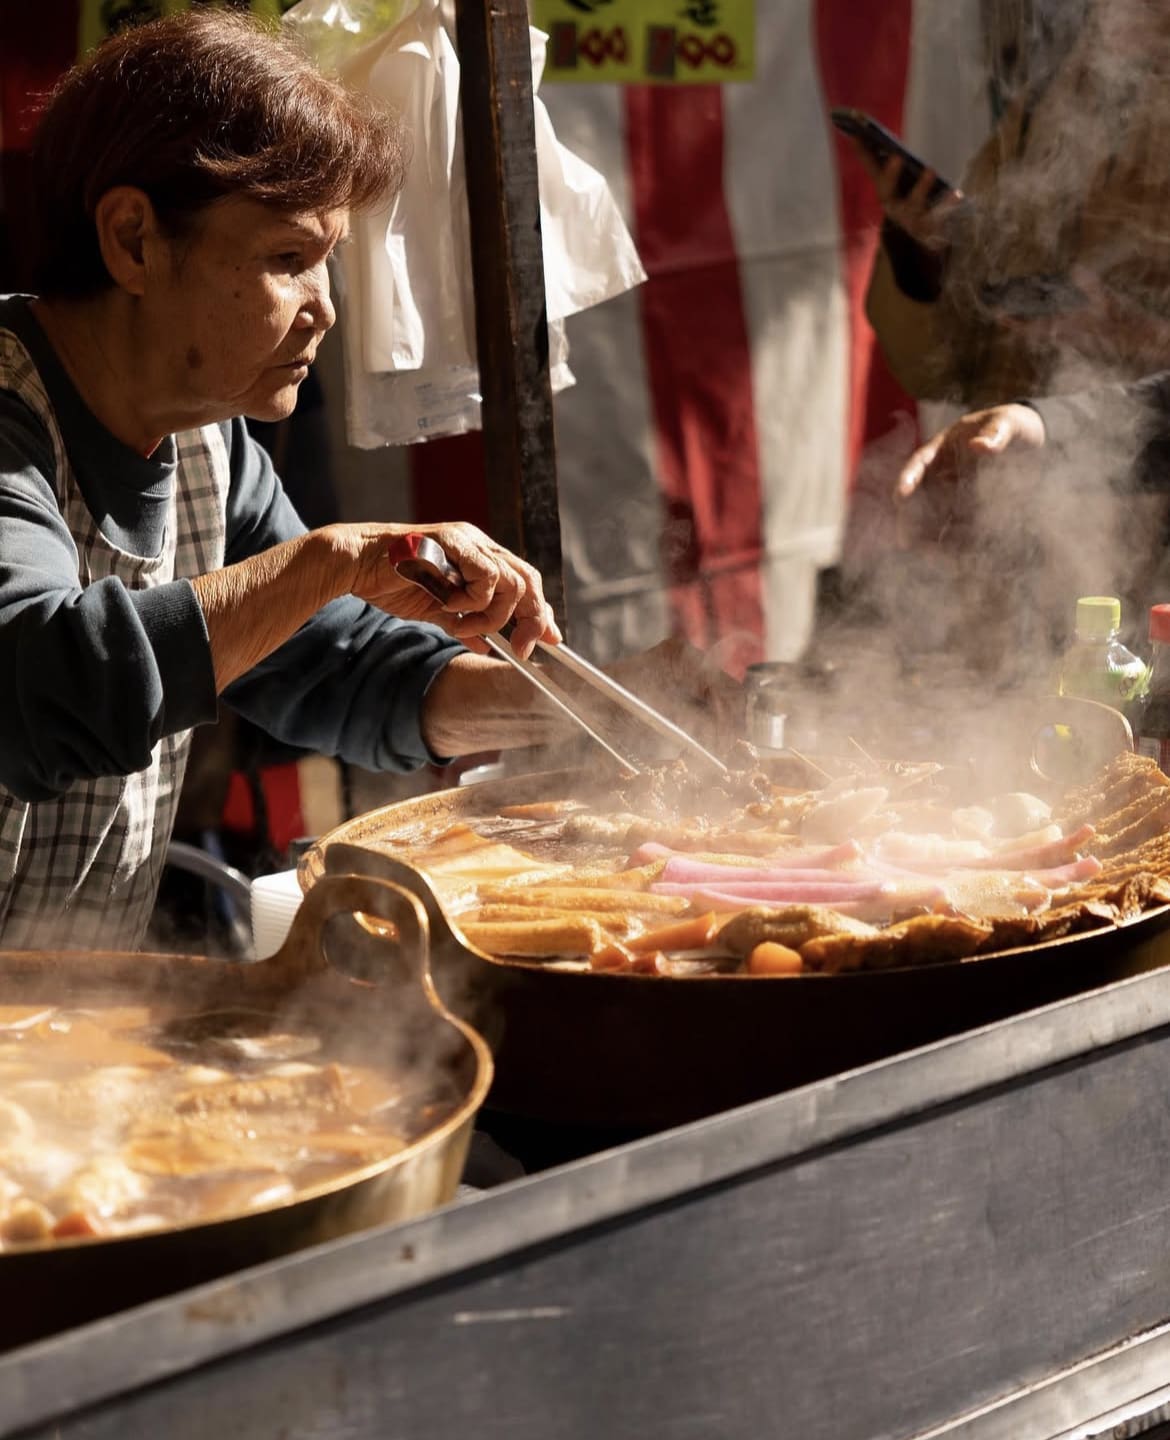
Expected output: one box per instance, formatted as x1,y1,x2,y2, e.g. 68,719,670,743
717,906,877,957
800,914,992,974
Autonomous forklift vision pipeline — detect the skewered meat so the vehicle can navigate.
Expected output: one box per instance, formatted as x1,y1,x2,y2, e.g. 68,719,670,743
801,788,890,842
613,754,771,820
562,813,645,846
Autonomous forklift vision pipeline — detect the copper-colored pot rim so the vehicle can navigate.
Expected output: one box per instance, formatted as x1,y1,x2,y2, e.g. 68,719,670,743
0,1031,491,1258
0,877,495,1257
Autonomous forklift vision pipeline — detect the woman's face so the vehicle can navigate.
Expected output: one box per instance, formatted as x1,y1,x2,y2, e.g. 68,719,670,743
145,195,348,426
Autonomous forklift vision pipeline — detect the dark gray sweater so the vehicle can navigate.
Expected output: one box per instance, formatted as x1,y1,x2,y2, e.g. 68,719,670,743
1033,377,1170,495
0,296,462,803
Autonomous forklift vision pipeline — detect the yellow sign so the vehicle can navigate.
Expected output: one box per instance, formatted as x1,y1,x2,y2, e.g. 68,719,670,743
533,0,755,84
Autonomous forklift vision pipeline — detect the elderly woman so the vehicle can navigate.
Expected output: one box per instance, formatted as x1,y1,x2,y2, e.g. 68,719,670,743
0,9,581,949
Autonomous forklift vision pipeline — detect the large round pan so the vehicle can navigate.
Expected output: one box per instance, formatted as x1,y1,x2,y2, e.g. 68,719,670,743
0,873,492,1351
301,770,1170,1134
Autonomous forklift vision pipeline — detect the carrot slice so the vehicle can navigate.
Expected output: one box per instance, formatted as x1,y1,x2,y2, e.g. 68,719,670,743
747,942,804,976
590,944,634,972
51,1211,101,1239
626,912,721,954
627,950,667,975
591,914,722,971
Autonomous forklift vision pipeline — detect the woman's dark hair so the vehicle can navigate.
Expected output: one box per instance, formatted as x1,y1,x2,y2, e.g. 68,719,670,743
30,8,406,297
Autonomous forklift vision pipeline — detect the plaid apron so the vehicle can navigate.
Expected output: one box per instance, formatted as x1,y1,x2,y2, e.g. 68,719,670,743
0,328,228,950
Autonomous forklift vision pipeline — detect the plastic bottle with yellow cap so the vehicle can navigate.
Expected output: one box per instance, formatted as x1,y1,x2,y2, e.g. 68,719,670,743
1056,595,1147,721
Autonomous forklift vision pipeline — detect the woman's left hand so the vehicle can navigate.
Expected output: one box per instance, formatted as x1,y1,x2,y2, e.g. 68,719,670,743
336,520,562,659
421,637,746,759
895,403,1047,502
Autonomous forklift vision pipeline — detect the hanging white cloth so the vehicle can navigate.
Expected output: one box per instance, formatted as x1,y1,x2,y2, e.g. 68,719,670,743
285,0,645,446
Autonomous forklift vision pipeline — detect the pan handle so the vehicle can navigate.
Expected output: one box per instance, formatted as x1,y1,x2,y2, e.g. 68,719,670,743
318,843,469,951
313,843,489,1021
258,869,495,1099
261,872,432,993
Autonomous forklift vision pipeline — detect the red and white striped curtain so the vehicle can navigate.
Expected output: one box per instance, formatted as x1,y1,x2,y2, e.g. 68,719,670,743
412,0,992,672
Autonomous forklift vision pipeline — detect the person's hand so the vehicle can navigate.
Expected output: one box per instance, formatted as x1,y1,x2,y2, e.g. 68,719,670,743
331,521,562,659
895,403,1047,501
422,637,746,762
420,628,748,766
420,652,564,756
848,143,964,253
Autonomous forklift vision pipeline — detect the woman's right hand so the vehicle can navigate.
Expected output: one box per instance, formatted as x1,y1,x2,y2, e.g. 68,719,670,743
849,142,964,252
420,638,746,760
334,520,562,659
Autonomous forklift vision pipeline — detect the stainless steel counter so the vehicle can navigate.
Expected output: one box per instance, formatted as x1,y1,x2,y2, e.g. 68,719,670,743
8,954,1170,1440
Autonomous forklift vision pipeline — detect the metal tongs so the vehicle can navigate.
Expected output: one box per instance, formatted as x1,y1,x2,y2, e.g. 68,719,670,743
387,533,728,777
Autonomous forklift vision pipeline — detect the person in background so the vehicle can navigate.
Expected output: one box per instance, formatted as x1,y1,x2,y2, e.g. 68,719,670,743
0,10,734,952
833,0,1170,685
858,0,1170,408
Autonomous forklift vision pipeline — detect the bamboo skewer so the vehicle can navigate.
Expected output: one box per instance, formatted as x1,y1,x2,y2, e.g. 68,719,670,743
785,747,832,782
847,736,881,772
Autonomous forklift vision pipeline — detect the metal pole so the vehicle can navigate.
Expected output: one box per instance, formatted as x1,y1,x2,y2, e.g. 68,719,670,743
454,0,566,623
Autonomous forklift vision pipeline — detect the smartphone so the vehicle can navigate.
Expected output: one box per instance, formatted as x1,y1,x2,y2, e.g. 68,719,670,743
978,275,1089,318
830,107,955,204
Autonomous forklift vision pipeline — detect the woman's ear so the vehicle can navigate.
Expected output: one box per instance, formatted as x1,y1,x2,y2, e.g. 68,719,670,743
92,186,156,296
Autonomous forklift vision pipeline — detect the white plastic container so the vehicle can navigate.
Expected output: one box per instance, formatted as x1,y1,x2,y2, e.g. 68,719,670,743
250,869,304,959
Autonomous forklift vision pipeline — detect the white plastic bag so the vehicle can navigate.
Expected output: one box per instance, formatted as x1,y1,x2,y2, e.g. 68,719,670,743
285,0,645,446
336,263,575,447
528,26,646,324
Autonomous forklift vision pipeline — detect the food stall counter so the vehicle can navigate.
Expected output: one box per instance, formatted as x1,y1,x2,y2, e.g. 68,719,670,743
8,950,1170,1440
